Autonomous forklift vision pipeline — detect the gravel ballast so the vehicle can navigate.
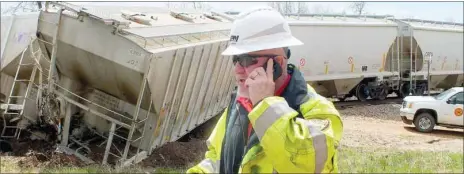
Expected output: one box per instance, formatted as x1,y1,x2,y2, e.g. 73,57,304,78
337,103,403,121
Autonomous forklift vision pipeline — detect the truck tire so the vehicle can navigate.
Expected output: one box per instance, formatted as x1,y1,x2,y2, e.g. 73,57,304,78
413,112,435,133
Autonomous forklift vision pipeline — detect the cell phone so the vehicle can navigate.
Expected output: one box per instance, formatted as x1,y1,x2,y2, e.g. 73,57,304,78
263,58,282,81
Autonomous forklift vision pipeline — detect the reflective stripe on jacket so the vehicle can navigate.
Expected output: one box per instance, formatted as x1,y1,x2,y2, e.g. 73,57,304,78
187,64,344,173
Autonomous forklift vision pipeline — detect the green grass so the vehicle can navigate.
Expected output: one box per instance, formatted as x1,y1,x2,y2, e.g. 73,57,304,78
39,165,185,173
338,147,464,173
2,147,463,173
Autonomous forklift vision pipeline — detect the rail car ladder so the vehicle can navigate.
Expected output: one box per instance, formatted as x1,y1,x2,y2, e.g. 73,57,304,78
1,39,42,138
39,6,64,90
1,7,63,139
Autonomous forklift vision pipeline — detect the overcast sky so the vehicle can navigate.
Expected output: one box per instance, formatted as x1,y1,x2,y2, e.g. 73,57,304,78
1,1,463,23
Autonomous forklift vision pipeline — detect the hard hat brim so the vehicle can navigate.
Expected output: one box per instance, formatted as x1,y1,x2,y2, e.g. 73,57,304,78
221,36,304,56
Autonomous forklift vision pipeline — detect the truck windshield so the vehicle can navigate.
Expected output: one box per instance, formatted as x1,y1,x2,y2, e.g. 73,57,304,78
434,88,457,100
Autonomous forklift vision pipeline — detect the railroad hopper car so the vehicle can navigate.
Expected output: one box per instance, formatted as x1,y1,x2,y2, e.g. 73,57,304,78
1,2,236,165
399,19,463,92
1,12,44,125
284,14,463,101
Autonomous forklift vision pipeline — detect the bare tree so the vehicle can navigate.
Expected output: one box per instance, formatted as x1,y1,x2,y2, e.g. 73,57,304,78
165,2,172,9
297,2,308,14
445,17,455,22
192,2,212,11
1,1,42,15
268,2,309,15
268,2,284,14
311,4,333,14
351,2,366,15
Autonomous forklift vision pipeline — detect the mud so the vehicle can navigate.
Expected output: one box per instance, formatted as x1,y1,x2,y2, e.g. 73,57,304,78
141,138,207,168
1,138,84,169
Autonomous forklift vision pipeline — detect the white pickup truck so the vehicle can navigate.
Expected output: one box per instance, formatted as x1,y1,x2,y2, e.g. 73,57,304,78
400,87,464,132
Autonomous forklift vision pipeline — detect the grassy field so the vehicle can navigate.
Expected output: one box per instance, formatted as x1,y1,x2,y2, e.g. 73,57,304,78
338,147,463,173
1,147,462,173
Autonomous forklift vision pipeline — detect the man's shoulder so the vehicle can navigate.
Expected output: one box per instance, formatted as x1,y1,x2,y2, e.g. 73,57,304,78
304,84,325,100
302,84,337,109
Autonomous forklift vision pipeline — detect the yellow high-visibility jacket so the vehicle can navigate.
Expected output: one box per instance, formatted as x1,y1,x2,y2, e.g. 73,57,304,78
187,64,343,173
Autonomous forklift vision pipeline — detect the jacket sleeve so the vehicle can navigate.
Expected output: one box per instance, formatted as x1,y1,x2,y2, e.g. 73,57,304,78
248,92,343,173
186,109,228,173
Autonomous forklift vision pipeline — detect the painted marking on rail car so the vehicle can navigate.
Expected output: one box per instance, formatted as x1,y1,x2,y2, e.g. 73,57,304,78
127,59,139,67
348,57,353,64
16,32,27,44
300,58,306,66
362,66,368,72
129,48,143,57
441,56,447,70
154,106,167,137
351,64,355,73
379,53,386,72
455,108,463,117
325,65,329,74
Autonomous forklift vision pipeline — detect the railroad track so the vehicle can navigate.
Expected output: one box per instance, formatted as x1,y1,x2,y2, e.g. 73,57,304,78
333,97,403,108
332,92,440,108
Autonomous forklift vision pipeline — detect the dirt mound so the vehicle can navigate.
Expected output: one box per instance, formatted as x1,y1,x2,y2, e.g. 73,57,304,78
2,139,84,169
0,140,83,172
141,138,207,168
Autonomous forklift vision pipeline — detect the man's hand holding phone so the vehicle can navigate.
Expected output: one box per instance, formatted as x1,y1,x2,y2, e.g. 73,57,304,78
245,59,276,106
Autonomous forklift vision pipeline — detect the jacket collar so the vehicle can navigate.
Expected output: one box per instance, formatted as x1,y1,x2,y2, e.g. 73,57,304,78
281,64,310,111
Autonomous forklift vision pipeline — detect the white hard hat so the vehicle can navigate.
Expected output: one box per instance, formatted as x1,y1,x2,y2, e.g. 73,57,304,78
221,6,303,56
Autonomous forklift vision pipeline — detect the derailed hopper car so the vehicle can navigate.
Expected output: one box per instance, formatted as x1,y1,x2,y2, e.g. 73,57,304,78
1,12,41,105
1,2,236,166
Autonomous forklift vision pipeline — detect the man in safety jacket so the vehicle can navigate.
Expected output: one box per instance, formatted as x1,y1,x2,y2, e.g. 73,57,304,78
187,6,343,173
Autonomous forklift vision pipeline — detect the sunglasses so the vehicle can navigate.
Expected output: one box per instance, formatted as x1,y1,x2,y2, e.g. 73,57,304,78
232,54,280,67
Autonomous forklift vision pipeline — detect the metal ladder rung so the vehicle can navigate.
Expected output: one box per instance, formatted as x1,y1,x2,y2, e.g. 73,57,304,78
9,96,25,98
132,136,142,142
109,152,122,158
19,63,35,66
1,135,17,138
37,38,53,45
9,96,35,101
2,104,24,110
9,117,21,123
3,112,20,115
14,79,31,82
136,117,149,124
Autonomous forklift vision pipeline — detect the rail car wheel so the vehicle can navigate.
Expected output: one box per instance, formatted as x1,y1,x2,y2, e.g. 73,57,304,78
377,84,388,100
414,84,426,96
398,83,411,98
356,83,369,102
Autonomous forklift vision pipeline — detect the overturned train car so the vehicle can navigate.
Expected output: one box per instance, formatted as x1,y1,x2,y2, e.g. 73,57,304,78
1,2,236,166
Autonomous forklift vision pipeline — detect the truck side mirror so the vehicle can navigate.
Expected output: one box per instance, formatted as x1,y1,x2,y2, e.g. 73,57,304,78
448,98,458,105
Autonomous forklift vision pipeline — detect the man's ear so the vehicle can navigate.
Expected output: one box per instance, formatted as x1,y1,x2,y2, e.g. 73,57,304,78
275,55,285,66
